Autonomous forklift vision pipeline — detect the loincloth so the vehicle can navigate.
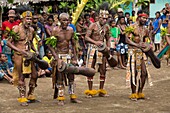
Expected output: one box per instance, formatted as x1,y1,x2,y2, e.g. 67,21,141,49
12,52,32,86
126,49,152,87
86,44,103,68
52,54,71,88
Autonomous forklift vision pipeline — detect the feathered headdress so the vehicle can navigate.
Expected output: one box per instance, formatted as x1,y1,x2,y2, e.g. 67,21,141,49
16,5,33,18
99,2,110,18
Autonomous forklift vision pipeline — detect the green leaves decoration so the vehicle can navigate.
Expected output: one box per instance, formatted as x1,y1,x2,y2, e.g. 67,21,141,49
6,27,20,41
45,36,57,48
161,27,168,37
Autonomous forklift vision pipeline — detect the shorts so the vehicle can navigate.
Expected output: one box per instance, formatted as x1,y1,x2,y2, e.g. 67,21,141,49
154,33,161,44
116,43,128,54
0,72,5,79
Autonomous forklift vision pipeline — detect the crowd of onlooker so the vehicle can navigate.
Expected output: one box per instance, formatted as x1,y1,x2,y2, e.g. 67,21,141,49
0,2,170,84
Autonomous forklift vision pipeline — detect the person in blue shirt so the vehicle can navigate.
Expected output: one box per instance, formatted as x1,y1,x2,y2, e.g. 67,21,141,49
160,8,169,28
0,53,13,84
69,17,76,32
152,11,162,52
32,14,46,59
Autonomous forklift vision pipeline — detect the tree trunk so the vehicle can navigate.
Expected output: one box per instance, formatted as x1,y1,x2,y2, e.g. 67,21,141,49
133,0,138,15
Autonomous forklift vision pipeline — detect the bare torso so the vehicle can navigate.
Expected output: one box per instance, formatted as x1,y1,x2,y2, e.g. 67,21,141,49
52,26,74,54
129,23,148,49
90,22,109,42
13,25,34,51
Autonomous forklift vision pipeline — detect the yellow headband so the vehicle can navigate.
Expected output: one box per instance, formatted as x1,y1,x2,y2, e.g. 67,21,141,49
21,11,32,18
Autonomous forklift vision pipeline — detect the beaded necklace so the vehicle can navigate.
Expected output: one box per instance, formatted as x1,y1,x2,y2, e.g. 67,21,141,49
137,24,145,40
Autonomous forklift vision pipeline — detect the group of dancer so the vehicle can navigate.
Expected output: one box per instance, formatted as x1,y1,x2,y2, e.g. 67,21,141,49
4,2,168,106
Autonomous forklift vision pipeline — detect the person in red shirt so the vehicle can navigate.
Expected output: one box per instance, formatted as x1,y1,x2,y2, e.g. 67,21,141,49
1,10,20,31
89,10,95,23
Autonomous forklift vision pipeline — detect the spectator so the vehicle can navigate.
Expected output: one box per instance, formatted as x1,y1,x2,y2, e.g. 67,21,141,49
130,10,137,23
109,19,125,69
32,14,45,59
125,12,130,25
117,16,128,68
69,17,76,32
1,35,12,64
38,50,53,77
0,53,13,84
152,11,162,52
1,10,20,39
89,9,95,23
84,13,91,27
161,8,169,28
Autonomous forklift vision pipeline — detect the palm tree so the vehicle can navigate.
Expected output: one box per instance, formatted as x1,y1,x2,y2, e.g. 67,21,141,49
110,0,133,9
134,0,150,15
135,0,150,7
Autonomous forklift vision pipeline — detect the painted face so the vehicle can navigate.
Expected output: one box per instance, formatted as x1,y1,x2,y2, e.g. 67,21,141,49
23,16,32,27
60,16,69,29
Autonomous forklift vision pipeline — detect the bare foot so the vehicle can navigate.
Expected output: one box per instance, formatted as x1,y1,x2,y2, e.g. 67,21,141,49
119,66,126,70
20,102,28,106
113,67,119,70
58,101,64,106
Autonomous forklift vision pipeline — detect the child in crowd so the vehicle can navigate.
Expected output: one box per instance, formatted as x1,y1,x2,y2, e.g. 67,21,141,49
38,50,53,77
109,19,125,69
0,53,13,84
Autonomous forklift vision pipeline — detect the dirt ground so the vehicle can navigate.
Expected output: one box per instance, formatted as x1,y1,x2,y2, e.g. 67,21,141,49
0,59,170,113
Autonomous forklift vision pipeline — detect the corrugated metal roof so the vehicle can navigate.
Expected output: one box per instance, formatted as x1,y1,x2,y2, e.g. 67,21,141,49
0,0,50,4
0,0,50,7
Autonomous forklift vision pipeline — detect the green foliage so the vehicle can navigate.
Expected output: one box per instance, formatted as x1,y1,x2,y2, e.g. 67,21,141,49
161,27,168,37
45,36,57,48
48,6,52,13
110,0,133,10
93,0,103,10
84,1,94,11
124,26,135,34
7,0,14,3
5,27,19,41
59,2,69,9
125,26,135,41
69,3,76,14
135,0,150,7
74,32,80,40
73,32,80,55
